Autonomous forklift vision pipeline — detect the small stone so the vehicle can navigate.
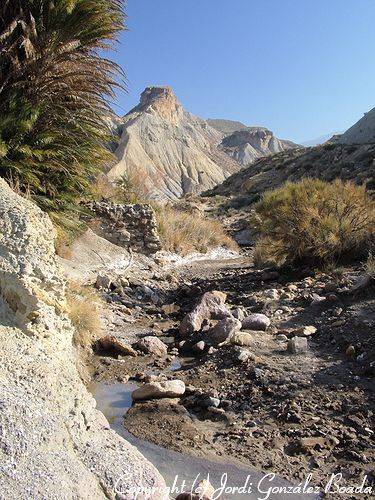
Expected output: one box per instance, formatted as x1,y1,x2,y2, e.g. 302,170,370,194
200,396,221,408
261,271,279,281
234,347,255,363
297,437,329,452
263,289,279,300
232,307,246,321
95,336,137,357
295,325,317,337
346,345,356,358
231,331,253,347
287,337,308,354
276,334,288,342
192,341,205,353
161,303,180,315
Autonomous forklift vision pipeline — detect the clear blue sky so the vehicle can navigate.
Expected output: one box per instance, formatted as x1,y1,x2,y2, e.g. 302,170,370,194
110,0,375,143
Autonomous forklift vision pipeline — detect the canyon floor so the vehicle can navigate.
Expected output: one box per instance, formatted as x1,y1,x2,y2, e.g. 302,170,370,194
88,251,375,497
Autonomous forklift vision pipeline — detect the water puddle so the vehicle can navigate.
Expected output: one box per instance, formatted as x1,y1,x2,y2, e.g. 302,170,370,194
89,379,315,499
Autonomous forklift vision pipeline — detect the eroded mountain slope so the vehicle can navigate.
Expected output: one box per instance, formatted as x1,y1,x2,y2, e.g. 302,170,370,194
108,87,241,201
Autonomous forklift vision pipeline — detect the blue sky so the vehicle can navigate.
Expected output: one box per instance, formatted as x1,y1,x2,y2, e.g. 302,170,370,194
110,0,375,143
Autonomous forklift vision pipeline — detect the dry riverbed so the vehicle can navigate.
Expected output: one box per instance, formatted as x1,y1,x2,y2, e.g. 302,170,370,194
88,254,375,498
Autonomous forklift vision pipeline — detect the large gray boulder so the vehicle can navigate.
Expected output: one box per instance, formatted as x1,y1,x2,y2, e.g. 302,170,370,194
0,179,165,498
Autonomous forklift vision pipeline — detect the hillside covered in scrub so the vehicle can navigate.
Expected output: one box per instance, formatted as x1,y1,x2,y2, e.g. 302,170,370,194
206,141,375,203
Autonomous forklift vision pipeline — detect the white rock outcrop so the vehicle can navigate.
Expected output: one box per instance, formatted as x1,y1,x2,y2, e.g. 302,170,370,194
0,178,165,498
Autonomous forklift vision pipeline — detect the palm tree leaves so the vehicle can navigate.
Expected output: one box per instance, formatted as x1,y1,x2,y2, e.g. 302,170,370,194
0,0,125,213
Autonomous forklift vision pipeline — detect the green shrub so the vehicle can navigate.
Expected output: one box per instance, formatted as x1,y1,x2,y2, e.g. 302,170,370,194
253,179,375,267
0,1,125,215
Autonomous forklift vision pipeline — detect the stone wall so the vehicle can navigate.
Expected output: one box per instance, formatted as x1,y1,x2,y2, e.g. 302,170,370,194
86,201,161,254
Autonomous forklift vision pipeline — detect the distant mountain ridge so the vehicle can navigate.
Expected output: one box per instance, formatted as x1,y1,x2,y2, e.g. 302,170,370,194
208,118,299,165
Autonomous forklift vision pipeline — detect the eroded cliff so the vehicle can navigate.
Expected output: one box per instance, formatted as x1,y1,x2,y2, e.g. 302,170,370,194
0,178,165,499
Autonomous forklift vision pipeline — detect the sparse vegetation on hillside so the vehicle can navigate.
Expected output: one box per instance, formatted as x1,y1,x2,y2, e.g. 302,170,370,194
253,179,375,267
157,207,237,255
0,0,125,215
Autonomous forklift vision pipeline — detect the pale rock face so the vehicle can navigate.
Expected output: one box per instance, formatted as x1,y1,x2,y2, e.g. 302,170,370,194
0,178,165,498
107,86,241,201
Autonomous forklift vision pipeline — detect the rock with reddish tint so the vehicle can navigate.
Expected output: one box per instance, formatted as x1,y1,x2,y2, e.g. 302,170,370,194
135,336,168,357
242,313,270,331
206,317,241,345
95,335,137,356
179,291,230,336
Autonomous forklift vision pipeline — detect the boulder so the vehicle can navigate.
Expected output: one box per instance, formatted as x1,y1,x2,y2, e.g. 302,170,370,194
135,336,168,356
287,337,308,354
242,313,270,331
95,335,137,356
132,380,186,401
179,291,230,336
206,317,241,345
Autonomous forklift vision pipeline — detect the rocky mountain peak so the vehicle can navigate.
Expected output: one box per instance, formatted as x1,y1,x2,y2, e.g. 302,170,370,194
136,86,183,124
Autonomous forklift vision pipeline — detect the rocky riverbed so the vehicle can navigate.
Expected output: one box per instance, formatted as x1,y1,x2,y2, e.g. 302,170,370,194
88,252,375,498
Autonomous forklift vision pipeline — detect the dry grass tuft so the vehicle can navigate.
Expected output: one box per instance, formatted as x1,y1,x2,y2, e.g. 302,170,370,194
253,178,375,268
66,282,103,350
156,207,237,255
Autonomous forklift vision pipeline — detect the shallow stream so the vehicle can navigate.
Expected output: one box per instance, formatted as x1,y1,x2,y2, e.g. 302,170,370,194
90,377,316,499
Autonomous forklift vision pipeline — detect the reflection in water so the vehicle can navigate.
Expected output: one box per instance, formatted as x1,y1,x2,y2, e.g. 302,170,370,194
89,380,314,500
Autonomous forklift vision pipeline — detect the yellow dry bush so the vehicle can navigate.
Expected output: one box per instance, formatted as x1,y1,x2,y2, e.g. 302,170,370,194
253,179,375,267
157,207,237,255
66,282,103,350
